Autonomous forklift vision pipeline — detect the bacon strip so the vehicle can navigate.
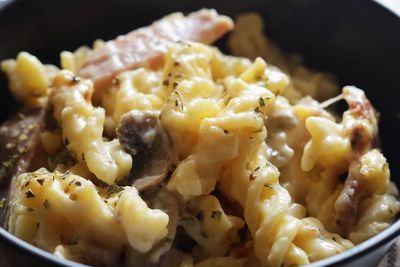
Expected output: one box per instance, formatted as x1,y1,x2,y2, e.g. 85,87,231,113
334,86,378,234
78,9,234,90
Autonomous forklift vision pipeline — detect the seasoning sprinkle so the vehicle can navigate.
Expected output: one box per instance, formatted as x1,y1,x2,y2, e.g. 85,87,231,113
107,184,124,196
259,97,265,107
196,211,204,221
25,189,35,198
43,199,50,209
61,171,70,180
211,210,222,219
72,76,80,83
223,129,229,134
75,181,82,187
254,107,263,116
37,178,45,186
174,91,184,109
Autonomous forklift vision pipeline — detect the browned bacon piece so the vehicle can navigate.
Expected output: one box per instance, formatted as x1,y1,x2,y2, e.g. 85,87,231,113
78,9,233,90
334,86,378,234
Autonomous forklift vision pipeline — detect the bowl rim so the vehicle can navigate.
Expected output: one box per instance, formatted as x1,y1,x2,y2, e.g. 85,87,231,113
1,217,400,266
0,227,87,267
0,0,400,266
308,218,400,266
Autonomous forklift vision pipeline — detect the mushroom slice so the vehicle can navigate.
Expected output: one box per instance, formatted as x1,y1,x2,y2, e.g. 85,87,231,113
116,110,172,191
126,188,179,266
0,107,45,225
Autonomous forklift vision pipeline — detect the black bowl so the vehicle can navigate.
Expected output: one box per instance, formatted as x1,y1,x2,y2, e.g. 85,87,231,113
1,0,400,266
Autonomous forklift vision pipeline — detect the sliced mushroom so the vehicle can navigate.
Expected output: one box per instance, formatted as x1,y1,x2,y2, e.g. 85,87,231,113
116,110,172,191
0,107,45,226
126,188,179,266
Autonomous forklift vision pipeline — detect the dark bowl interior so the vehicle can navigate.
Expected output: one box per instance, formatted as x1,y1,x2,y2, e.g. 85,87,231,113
0,0,400,266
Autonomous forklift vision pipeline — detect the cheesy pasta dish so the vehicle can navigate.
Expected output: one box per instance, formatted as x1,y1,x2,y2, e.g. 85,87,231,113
0,9,398,267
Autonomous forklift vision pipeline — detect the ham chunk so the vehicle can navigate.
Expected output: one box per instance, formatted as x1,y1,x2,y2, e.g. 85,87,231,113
79,9,234,90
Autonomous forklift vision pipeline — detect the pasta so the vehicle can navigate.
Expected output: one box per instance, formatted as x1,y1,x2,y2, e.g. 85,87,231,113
50,70,132,185
0,9,398,267
9,168,169,265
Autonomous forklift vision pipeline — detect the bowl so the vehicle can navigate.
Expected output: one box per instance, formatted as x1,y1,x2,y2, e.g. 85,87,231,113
0,0,400,266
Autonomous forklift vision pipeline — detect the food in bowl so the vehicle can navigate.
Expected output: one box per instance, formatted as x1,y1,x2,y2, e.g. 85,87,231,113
0,9,398,267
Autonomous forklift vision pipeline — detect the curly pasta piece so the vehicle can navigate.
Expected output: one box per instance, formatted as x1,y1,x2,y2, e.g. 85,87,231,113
245,143,353,267
165,50,287,206
293,218,353,262
245,148,309,267
50,70,132,184
181,195,244,257
301,116,350,172
109,68,166,132
8,169,169,264
349,183,400,244
1,52,58,105
167,123,239,199
160,42,222,158
356,149,390,195
213,60,279,206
